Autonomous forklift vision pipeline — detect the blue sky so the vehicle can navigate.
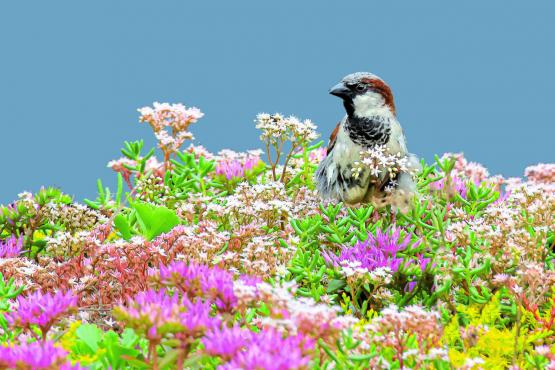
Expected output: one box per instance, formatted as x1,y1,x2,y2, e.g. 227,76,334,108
1,1,554,203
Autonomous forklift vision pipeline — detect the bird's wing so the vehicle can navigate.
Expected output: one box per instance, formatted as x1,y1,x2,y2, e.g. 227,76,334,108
326,122,341,155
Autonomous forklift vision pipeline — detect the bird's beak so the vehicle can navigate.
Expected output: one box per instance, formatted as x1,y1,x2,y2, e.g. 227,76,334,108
329,82,351,99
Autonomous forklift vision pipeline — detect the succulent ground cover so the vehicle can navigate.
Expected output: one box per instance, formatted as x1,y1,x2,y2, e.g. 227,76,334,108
1,101,554,369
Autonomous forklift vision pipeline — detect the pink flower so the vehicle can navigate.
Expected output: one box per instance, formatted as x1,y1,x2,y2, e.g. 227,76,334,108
323,226,420,273
204,326,314,370
202,325,252,359
114,289,218,342
154,261,237,312
0,340,84,369
138,101,203,132
0,234,23,258
430,176,468,198
216,155,261,180
525,163,555,184
6,290,78,337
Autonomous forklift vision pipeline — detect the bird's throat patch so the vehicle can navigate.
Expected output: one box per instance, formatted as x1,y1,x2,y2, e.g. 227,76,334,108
345,116,391,147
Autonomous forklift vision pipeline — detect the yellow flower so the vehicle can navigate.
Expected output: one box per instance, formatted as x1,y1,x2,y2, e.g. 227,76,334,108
60,320,82,351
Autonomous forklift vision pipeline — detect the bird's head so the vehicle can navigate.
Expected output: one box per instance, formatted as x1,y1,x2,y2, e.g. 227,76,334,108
329,72,396,118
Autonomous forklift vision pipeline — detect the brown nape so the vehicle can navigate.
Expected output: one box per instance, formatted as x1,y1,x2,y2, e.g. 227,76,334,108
361,77,396,115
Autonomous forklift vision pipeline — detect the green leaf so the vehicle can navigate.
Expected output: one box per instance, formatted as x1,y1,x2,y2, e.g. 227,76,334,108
130,201,180,241
114,214,133,241
75,324,103,353
327,279,346,293
120,328,140,348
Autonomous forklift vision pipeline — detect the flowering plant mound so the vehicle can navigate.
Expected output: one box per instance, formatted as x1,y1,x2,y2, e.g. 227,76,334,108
1,101,554,369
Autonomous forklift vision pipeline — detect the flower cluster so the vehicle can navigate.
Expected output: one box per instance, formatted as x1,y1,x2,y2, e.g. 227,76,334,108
525,163,555,183
43,202,107,233
440,152,490,185
215,149,262,181
107,156,164,187
255,113,319,183
0,341,83,369
5,290,78,337
44,230,90,257
0,234,22,258
494,261,555,309
366,305,446,368
113,289,217,343
3,102,555,369
204,327,314,370
324,226,424,278
353,144,419,180
138,102,204,164
151,261,237,312
215,181,294,229
255,113,318,144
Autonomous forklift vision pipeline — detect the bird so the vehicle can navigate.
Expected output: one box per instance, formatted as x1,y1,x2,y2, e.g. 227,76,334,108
315,72,421,212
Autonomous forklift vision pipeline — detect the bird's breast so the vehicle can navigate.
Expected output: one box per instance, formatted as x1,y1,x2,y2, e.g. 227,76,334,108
385,119,408,156
345,115,391,148
332,124,363,166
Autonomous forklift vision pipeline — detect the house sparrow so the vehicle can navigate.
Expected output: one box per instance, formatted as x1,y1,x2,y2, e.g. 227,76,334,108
315,72,421,212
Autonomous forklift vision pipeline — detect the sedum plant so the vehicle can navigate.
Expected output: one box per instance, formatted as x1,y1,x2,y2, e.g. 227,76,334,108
1,101,554,369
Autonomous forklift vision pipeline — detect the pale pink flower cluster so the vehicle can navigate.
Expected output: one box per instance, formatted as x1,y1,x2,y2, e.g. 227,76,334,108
440,152,490,184
138,102,204,162
255,113,318,143
145,220,292,279
494,261,555,308
138,102,203,132
215,181,293,229
0,257,52,292
446,180,554,277
289,186,322,218
366,305,446,368
185,143,215,160
234,280,356,346
525,163,555,184
107,156,164,186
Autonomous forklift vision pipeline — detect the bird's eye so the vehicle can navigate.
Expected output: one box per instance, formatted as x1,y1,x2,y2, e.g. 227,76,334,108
355,84,366,92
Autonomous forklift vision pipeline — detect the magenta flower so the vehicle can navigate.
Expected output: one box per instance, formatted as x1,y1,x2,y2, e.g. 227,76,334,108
178,299,219,338
221,328,314,370
430,176,468,198
323,226,420,273
115,289,181,341
5,290,78,337
155,261,237,312
202,326,252,359
114,289,218,342
0,234,23,258
0,340,84,369
216,155,261,180
204,327,314,370
238,274,262,287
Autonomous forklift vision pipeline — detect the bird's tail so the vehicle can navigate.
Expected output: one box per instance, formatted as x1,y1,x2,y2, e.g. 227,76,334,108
315,154,339,200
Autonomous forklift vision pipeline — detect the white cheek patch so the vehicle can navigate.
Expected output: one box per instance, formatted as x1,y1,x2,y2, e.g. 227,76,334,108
353,92,386,117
